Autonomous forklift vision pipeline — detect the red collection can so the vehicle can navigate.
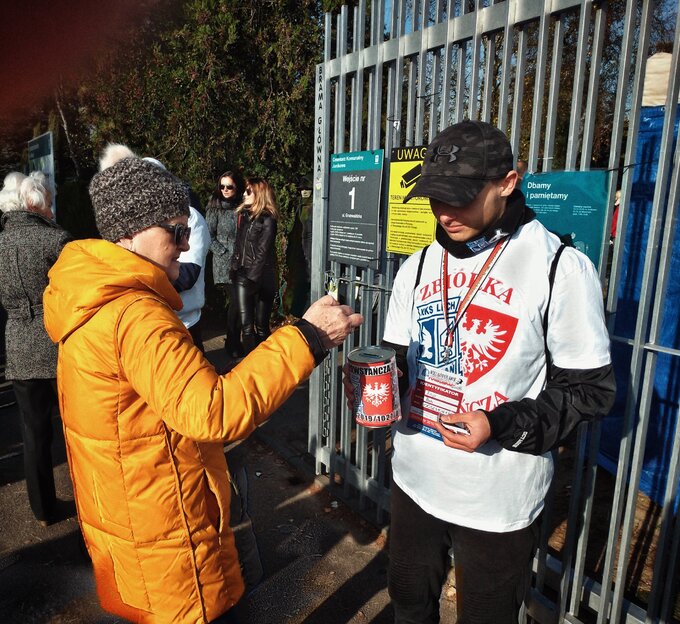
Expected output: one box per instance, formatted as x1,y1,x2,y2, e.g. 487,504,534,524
347,346,401,428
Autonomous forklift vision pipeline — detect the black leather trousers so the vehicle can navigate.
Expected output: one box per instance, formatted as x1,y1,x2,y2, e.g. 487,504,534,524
234,272,276,355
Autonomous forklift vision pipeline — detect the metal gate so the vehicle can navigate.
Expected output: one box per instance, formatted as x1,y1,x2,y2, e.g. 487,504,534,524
309,1,680,621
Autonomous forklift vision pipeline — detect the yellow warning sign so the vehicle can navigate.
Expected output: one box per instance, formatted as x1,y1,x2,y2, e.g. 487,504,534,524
386,146,437,255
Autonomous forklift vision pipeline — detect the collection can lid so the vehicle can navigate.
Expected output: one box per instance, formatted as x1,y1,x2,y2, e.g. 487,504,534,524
347,345,396,365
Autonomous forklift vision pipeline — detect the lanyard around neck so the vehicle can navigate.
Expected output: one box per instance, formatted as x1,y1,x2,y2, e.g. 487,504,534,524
440,239,508,355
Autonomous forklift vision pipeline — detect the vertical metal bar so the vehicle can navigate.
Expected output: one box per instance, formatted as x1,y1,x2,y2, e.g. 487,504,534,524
654,413,680,622
358,265,377,509
369,16,385,151
542,16,564,173
356,0,366,52
527,1,551,172
568,422,602,619
414,4,428,145
341,264,358,499
579,1,606,170
392,0,407,148
604,0,642,317
310,12,334,473
335,8,348,153
454,41,467,122
497,0,515,133
349,1,365,152
406,57,418,145
558,424,590,620
509,28,527,159
660,406,680,622
565,0,592,170
440,0,455,130
430,0,444,138
468,0,483,120
351,65,365,151
326,262,341,483
481,34,495,123
370,0,378,46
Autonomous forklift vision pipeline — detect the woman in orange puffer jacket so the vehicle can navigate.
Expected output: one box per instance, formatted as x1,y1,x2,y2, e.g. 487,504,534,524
43,145,362,624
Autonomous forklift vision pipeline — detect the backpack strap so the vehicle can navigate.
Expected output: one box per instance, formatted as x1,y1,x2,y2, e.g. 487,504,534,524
411,245,429,313
543,243,566,378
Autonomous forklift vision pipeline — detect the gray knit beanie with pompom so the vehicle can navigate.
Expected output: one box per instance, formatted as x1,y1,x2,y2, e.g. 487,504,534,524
89,145,189,242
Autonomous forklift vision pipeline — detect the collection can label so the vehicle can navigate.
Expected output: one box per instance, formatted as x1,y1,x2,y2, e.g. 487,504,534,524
347,346,401,428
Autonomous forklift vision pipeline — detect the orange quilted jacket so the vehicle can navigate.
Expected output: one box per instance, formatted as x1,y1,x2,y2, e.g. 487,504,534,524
43,239,315,623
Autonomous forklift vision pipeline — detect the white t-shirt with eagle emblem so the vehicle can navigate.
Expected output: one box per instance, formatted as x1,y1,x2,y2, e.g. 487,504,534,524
383,219,611,532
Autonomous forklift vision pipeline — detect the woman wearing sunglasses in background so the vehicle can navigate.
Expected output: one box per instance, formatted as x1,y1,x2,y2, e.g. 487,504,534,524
230,178,279,355
43,145,363,623
205,170,244,359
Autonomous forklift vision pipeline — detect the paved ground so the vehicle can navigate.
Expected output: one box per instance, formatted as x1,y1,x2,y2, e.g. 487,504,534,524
0,325,448,623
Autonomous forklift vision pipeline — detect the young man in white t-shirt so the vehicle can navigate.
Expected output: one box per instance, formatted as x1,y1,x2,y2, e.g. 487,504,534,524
375,121,615,623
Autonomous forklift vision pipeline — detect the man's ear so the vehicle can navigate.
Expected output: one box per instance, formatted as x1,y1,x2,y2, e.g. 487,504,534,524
499,170,519,198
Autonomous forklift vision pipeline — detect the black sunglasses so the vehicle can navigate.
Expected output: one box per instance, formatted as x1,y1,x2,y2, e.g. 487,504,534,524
157,223,191,245
220,184,235,190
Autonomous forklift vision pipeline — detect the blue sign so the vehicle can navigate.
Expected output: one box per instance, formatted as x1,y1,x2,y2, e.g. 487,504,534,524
521,170,609,267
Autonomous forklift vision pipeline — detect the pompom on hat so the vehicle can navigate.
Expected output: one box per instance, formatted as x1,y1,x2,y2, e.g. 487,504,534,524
89,144,189,242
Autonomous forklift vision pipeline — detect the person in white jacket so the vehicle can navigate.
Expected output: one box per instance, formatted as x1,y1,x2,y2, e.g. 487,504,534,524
142,157,210,350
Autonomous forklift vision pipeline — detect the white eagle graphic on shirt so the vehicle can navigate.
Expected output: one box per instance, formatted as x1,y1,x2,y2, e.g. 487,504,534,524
461,317,507,376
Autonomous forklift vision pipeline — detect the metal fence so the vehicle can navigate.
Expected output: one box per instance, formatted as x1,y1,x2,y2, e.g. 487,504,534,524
309,1,680,621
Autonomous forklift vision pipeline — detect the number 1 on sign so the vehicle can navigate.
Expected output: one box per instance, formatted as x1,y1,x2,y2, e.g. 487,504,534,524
348,186,356,210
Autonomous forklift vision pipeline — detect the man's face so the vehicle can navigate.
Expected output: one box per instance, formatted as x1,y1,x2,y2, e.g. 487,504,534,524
430,172,517,242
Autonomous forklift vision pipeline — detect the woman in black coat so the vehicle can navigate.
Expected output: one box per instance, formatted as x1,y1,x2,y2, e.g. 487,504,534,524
205,170,244,358
231,177,279,355
0,172,71,526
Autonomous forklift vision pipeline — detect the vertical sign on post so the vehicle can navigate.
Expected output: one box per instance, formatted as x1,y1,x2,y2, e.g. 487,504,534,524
27,131,56,216
386,146,437,255
521,170,609,267
328,150,384,267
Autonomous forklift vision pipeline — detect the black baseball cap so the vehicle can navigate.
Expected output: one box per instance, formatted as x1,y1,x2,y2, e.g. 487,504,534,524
404,120,514,206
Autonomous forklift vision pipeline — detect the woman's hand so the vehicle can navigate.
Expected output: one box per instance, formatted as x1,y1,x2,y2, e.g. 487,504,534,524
302,295,363,349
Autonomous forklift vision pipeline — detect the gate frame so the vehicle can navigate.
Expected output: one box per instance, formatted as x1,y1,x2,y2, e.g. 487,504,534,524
310,2,680,622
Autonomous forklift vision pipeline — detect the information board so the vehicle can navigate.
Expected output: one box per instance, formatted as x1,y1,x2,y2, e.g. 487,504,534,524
328,150,383,266
521,170,609,267
385,146,437,255
27,131,56,216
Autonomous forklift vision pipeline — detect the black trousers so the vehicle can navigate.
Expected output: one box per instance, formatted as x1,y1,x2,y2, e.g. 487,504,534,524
12,378,59,521
388,482,539,624
234,273,275,355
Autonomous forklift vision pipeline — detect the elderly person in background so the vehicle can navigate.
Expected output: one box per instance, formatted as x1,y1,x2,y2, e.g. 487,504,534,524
43,145,363,624
0,171,72,526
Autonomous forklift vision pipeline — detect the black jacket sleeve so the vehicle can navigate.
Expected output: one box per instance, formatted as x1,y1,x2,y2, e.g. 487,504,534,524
486,362,616,455
173,262,201,293
294,318,329,366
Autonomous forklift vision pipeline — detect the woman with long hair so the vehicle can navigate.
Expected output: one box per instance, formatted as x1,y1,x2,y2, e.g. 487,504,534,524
231,177,280,355
205,169,244,358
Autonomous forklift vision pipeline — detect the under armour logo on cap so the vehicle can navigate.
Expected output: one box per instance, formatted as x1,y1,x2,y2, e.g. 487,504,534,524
431,145,460,163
